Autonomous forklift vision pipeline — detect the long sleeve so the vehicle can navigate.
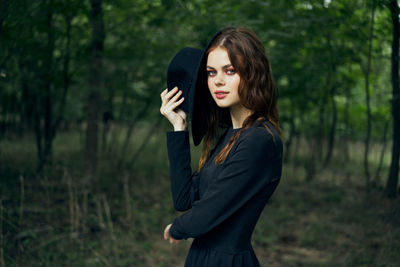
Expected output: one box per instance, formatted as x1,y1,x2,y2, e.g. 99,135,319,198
166,130,200,211
169,127,282,240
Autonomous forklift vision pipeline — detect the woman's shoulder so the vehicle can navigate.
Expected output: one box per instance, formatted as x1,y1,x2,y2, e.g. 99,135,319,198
242,120,281,140
236,121,282,155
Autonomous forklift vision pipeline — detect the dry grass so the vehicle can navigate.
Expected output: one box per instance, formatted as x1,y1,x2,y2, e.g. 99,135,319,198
0,127,399,266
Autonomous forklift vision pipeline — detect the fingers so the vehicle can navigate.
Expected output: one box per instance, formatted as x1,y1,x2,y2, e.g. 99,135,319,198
169,238,181,244
163,224,171,240
163,90,183,111
160,88,184,116
168,96,184,111
160,87,181,107
160,87,187,130
168,236,181,244
160,98,184,116
172,237,182,244
169,89,183,104
160,88,168,97
161,87,179,103
163,224,182,244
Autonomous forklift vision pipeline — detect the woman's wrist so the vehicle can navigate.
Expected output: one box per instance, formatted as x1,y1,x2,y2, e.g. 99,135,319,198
173,123,187,131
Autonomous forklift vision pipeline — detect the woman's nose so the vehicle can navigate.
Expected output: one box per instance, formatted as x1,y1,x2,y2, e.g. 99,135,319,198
214,74,225,86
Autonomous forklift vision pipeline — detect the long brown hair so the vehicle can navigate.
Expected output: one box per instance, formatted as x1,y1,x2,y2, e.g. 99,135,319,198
198,27,281,171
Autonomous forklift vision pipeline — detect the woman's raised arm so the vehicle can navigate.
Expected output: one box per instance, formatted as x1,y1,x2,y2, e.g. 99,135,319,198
161,87,199,211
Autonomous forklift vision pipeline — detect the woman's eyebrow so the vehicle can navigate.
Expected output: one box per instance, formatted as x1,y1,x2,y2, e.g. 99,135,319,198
206,64,233,69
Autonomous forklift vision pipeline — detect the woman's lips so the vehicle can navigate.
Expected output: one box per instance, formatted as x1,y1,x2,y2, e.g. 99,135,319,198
215,91,228,99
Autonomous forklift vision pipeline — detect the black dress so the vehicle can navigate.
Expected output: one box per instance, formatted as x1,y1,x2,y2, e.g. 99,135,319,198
166,121,283,267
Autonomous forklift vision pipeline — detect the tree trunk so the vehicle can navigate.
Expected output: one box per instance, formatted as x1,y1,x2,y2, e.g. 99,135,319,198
324,52,337,166
305,139,318,181
85,0,105,179
386,0,400,198
324,85,337,166
0,0,10,36
363,0,376,194
33,94,43,167
52,9,72,139
284,102,296,164
374,119,390,187
343,83,351,161
317,90,327,161
40,0,55,171
101,85,114,153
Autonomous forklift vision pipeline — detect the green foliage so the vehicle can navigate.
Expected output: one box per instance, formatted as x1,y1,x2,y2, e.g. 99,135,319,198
0,0,393,143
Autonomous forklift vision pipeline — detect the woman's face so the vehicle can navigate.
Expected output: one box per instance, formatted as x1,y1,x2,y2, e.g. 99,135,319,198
206,47,242,110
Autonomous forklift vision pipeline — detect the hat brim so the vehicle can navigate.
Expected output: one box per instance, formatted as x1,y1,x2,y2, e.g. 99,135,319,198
191,31,232,146
167,47,203,114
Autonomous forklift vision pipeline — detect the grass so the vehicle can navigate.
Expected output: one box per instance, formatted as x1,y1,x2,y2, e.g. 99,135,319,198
0,125,399,266
253,162,400,266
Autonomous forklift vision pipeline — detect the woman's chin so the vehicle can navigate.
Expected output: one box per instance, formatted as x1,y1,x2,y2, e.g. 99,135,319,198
216,104,230,109
213,101,230,109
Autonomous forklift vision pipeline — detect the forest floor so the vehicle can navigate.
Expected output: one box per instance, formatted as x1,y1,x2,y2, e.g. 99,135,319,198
1,128,399,266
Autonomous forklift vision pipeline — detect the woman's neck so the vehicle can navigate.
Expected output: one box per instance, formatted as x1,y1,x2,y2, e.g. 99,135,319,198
230,104,252,129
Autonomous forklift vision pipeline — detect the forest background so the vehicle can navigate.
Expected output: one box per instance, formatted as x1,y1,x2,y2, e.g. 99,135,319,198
1,0,400,266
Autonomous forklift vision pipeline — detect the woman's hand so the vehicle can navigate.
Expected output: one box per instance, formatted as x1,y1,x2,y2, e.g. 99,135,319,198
163,223,182,244
160,87,187,131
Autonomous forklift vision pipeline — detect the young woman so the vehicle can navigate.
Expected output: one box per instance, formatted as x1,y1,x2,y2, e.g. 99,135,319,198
160,27,283,267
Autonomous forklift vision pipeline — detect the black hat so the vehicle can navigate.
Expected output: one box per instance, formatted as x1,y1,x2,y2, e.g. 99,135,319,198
167,47,203,114
166,31,230,146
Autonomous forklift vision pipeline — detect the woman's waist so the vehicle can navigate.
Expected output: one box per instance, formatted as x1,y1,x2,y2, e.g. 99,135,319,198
193,233,253,254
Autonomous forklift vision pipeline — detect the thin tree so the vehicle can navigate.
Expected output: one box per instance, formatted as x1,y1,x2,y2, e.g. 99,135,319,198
362,0,376,193
0,0,10,35
34,0,74,171
41,0,55,170
386,0,400,198
85,0,105,179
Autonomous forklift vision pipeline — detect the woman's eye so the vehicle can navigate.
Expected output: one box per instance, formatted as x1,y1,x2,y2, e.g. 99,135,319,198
226,69,236,75
207,70,216,77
